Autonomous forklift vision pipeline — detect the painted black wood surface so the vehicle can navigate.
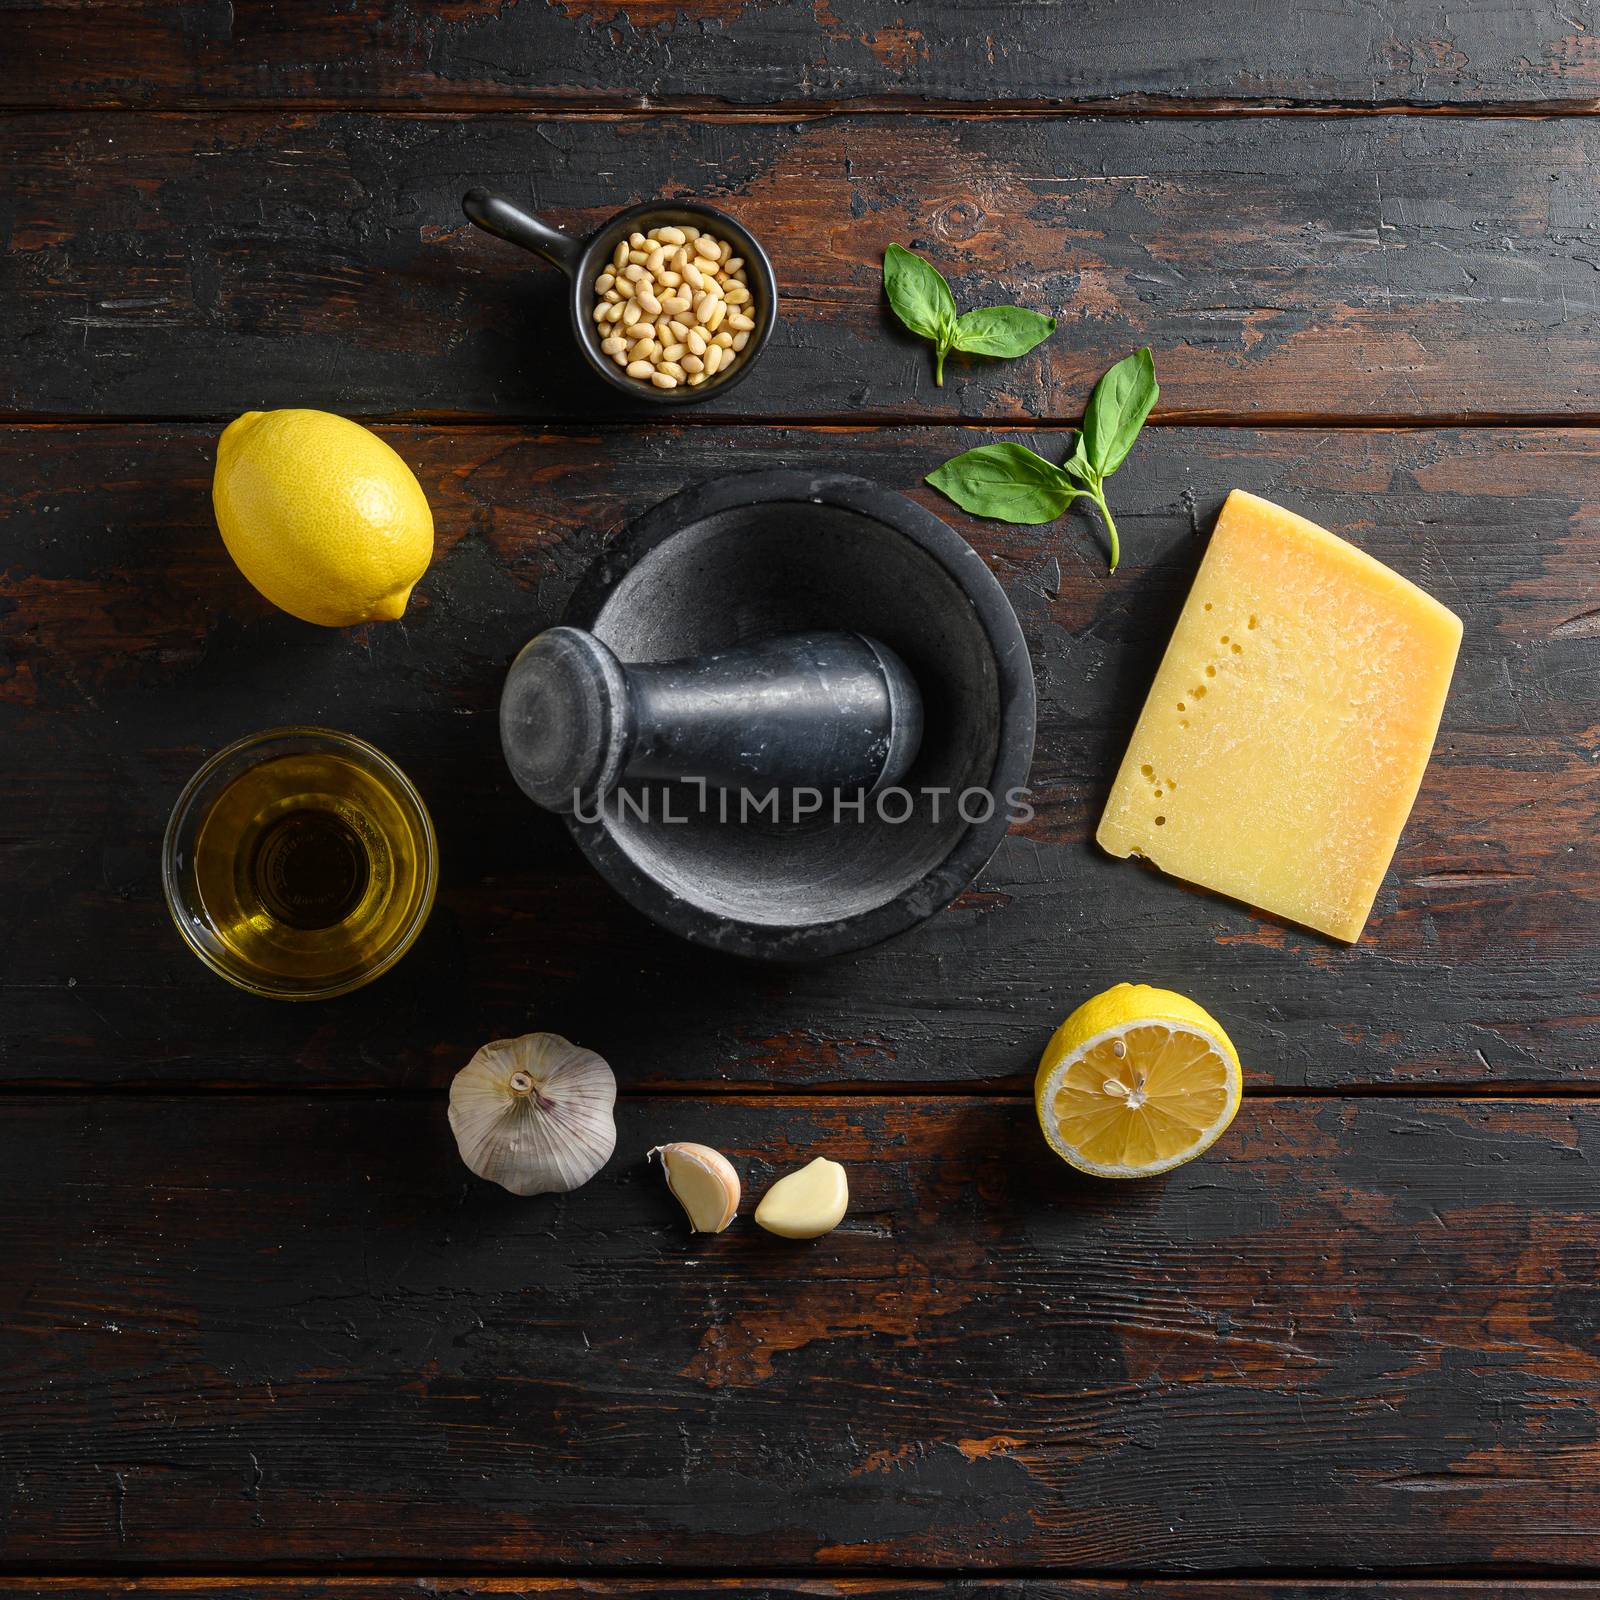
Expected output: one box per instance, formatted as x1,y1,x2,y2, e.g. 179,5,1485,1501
4,424,1597,1093
4,114,1600,423
4,1095,1600,1569
5,0,1600,1592
7,1587,1600,1600
4,0,1599,109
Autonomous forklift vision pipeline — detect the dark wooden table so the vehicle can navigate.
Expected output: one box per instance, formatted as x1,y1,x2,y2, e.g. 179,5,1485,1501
6,5,1600,1598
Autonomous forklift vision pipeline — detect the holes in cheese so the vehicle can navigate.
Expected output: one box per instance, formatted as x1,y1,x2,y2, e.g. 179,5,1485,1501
1096,489,1462,943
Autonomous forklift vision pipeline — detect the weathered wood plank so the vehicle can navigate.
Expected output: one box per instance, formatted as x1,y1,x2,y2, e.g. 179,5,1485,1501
2,0,1597,110
5,1585,1599,1599
2,424,1596,1091
5,114,1600,423
3,1095,1598,1569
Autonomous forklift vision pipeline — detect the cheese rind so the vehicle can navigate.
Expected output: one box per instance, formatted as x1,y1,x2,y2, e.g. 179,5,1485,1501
1096,490,1462,942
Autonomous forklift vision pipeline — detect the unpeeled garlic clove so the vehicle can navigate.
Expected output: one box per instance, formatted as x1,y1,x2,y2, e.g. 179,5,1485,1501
651,1142,740,1233
754,1156,848,1239
449,1032,616,1196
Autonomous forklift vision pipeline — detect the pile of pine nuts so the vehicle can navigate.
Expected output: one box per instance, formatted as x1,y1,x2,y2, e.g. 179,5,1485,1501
591,221,758,391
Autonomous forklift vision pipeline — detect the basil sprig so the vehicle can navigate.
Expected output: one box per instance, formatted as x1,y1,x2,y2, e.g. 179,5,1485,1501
883,243,1055,386
926,348,1158,571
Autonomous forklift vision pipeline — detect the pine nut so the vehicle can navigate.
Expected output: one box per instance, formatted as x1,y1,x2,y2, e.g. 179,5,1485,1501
594,217,757,388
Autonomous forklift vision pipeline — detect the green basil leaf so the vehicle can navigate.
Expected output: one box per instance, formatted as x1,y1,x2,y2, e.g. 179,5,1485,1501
1081,347,1158,479
1061,430,1093,484
951,305,1056,359
883,243,958,344
926,442,1080,525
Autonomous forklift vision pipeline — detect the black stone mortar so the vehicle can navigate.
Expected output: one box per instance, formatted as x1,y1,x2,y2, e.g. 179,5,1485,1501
555,470,1037,961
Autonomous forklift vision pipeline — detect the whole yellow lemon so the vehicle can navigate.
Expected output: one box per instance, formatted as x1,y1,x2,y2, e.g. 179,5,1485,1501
213,410,434,627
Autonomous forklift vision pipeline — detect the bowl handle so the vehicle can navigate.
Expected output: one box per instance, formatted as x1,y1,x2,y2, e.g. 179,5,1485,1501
462,189,583,276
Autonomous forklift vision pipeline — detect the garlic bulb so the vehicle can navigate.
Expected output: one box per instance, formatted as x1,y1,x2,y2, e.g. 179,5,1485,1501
449,1033,617,1196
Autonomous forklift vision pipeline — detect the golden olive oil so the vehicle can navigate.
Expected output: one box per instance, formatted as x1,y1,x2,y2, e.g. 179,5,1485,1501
190,751,431,987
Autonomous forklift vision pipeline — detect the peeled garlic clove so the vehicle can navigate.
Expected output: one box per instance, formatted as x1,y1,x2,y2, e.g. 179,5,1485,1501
449,1033,616,1196
651,1142,740,1233
754,1156,849,1239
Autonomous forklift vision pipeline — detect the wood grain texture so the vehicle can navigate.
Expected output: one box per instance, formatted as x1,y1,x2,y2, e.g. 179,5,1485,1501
3,424,1597,1092
5,114,1600,423
7,1586,1600,1600
3,0,1598,110
4,1094,1599,1569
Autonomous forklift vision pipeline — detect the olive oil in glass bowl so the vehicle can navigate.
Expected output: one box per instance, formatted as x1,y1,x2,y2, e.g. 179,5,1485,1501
163,728,437,999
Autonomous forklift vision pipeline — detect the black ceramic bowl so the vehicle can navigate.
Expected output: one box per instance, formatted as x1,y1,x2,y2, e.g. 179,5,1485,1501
557,471,1037,961
461,190,777,405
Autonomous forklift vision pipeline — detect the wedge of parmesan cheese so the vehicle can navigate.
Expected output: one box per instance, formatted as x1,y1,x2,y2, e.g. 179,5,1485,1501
1097,489,1462,942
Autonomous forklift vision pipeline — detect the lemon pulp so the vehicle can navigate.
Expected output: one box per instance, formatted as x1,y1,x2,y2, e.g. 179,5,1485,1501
1035,984,1241,1178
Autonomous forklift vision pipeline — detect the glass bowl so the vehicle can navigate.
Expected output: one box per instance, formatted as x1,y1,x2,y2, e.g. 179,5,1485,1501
162,727,438,1000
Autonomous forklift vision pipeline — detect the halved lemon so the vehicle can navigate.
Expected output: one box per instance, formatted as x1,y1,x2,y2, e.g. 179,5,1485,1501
1034,983,1242,1178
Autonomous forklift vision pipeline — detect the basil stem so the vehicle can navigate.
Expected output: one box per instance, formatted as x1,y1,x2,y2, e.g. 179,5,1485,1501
924,348,1158,572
